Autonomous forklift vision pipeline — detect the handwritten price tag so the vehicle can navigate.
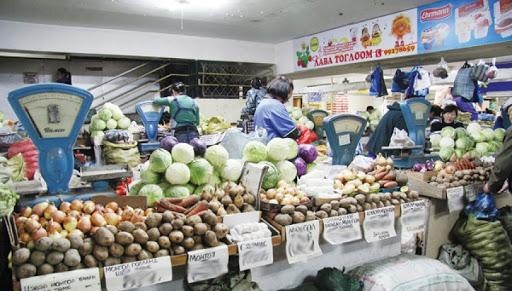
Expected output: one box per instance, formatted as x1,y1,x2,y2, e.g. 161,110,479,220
104,257,172,291
447,186,465,213
363,206,396,243
322,213,362,245
187,245,229,283
285,220,322,264
21,268,101,291
400,201,427,234
238,237,273,271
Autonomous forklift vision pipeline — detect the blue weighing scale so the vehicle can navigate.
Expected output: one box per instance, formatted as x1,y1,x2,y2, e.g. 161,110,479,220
324,114,367,165
381,98,432,168
136,101,164,152
8,83,93,195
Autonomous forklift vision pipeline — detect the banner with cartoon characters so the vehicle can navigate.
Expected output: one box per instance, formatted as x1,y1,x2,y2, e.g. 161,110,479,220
293,9,418,71
418,0,512,54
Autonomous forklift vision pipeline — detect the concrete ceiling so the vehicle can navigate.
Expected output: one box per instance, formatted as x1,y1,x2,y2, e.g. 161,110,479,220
0,0,437,43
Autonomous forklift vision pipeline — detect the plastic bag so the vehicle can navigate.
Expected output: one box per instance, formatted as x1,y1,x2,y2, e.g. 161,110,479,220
221,128,266,159
297,125,318,144
438,244,483,289
349,155,375,173
433,57,449,79
487,58,498,79
464,193,498,221
389,128,415,147
103,141,140,167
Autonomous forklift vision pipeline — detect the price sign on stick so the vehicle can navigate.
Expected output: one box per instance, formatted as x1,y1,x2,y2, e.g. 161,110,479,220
187,245,229,283
322,213,362,245
238,237,273,271
285,220,322,264
21,268,101,291
400,200,427,234
363,206,396,243
104,257,172,291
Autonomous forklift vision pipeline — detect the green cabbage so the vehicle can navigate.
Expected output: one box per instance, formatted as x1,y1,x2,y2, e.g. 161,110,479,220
165,162,190,185
140,165,161,184
90,119,106,131
106,119,117,130
276,160,297,183
467,122,482,136
439,137,455,149
193,184,215,196
117,117,131,129
103,103,124,120
188,158,214,185
220,159,244,182
481,128,495,142
455,137,471,150
158,181,171,192
184,184,195,194
164,185,190,198
242,141,267,163
455,148,464,159
205,145,229,169
171,143,195,164
470,132,484,143
208,169,222,187
266,138,288,162
430,134,441,148
258,161,280,190
495,128,506,142
90,131,105,138
441,126,455,139
98,108,113,121
454,127,467,139
284,138,299,160
128,181,144,196
149,149,172,173
138,184,163,206
475,143,489,156
439,148,454,162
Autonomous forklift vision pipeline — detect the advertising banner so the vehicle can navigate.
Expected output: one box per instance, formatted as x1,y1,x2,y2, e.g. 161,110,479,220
418,0,512,53
293,9,418,71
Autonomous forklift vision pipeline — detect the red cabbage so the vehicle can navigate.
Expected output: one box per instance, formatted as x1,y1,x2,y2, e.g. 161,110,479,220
189,138,207,156
298,144,318,164
293,157,307,177
160,135,179,151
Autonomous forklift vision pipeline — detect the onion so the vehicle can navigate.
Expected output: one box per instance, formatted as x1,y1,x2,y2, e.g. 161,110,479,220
32,202,49,216
68,210,81,218
39,217,48,228
77,216,92,233
20,232,31,244
30,214,40,221
59,201,71,213
24,219,41,233
90,226,99,234
70,199,83,211
60,230,68,238
47,220,62,234
31,227,48,241
144,208,153,216
68,229,84,238
63,216,78,232
95,204,104,212
43,204,58,220
105,201,119,212
20,207,32,218
51,210,66,224
49,231,62,240
116,208,123,216
104,212,121,226
82,201,96,214
16,217,28,231
121,206,134,221
103,208,114,214
130,213,145,224
91,212,106,227
446,165,456,175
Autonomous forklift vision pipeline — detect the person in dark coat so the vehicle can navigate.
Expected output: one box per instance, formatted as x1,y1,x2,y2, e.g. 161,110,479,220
56,68,72,85
367,102,407,155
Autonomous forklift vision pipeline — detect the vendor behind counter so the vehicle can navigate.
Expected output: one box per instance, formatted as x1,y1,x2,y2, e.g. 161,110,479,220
430,104,464,133
367,102,407,155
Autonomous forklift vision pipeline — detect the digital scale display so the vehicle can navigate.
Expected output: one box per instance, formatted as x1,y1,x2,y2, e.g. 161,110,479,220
18,93,84,138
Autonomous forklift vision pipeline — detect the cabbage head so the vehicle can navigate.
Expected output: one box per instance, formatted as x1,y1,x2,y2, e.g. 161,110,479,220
430,134,442,148
276,160,297,183
305,121,315,130
470,132,484,143
439,137,455,149
194,184,216,196
208,169,222,187
171,143,195,164
103,103,124,120
481,128,495,142
455,137,471,150
220,159,244,182
494,128,506,142
455,127,467,139
267,138,288,162
158,181,171,192
188,158,214,185
439,148,454,162
184,184,195,194
284,138,299,160
138,184,163,206
165,162,191,185
117,117,131,129
467,122,482,136
98,108,113,121
90,119,106,131
242,141,267,162
149,149,172,173
164,185,190,198
475,143,489,156
258,161,280,190
455,148,464,159
90,131,105,139
291,109,302,120
205,145,229,169
106,119,117,130
128,181,144,196
140,163,161,184
441,126,455,139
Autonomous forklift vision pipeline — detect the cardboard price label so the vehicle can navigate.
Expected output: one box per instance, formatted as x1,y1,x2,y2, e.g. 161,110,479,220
363,206,396,243
400,200,427,234
187,245,229,283
285,220,322,264
322,213,362,245
104,257,172,291
20,268,101,291
238,237,273,271
447,186,465,213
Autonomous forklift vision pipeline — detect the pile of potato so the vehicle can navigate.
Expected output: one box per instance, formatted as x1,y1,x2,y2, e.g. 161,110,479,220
199,182,257,215
429,167,491,190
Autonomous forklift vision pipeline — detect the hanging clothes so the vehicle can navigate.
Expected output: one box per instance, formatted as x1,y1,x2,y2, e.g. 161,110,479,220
405,67,430,99
452,68,475,101
391,69,411,93
369,66,388,97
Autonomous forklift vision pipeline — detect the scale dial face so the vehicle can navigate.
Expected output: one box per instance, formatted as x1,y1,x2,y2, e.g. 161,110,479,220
19,93,83,138
410,103,429,122
333,119,362,133
140,103,161,113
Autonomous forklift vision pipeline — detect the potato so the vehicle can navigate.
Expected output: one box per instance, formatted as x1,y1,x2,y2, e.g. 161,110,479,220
281,205,295,215
115,231,134,246
315,210,329,219
30,250,46,267
305,211,316,221
54,263,68,273
118,221,136,233
295,205,308,215
147,228,161,241
121,256,137,264
193,235,202,245
226,204,241,214
181,225,194,237
369,194,380,203
158,223,173,236
16,263,37,279
192,243,204,251
217,207,228,217
204,230,219,247
208,200,222,213
64,249,81,267
221,195,233,206
138,250,153,260
93,245,109,261
94,227,115,247
354,194,366,205
84,255,98,268
162,210,175,223
37,263,54,275
348,205,357,213
145,241,160,253
384,200,392,207
330,210,339,217
182,237,195,250
274,214,293,226
171,218,185,230
214,223,228,239
363,202,372,211
340,197,358,208
292,212,306,223
338,208,348,215
145,213,163,229
134,222,147,232
194,223,208,235
13,248,30,265
391,199,400,205
155,249,170,257
52,238,71,252
377,201,385,208
132,228,149,244
201,211,218,226
320,204,332,213
106,225,118,235
68,235,84,250
242,203,256,213
243,193,256,205
79,238,94,256
104,257,121,267
173,245,186,255
330,200,341,211
125,243,142,256
109,243,125,257
46,251,64,265
185,215,203,226
35,237,52,252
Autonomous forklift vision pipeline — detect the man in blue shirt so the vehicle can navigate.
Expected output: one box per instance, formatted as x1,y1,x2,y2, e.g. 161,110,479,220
254,76,300,141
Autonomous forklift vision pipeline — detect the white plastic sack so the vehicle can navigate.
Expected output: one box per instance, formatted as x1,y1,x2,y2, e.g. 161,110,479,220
389,128,415,147
349,155,375,173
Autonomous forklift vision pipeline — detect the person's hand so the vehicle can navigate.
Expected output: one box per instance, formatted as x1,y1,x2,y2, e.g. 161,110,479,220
483,183,490,193
498,181,509,194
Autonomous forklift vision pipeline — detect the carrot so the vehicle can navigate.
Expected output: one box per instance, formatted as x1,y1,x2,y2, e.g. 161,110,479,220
178,195,199,208
375,170,390,181
158,199,187,213
186,201,208,217
382,171,396,181
378,179,391,187
161,197,183,204
383,181,398,188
